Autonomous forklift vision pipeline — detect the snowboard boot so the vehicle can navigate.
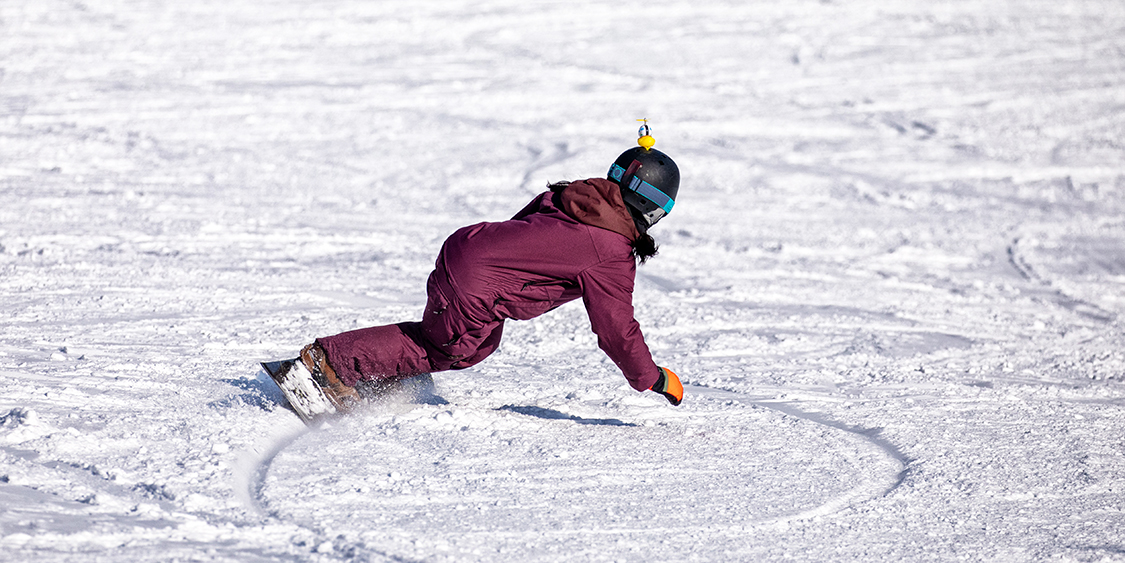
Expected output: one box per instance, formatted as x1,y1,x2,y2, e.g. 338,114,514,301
299,343,362,413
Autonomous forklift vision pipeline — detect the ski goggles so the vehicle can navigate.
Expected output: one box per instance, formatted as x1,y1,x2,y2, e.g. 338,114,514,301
609,162,675,216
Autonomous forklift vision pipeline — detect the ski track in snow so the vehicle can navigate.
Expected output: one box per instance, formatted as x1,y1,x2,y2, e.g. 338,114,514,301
3,0,1125,560
219,375,908,561
249,384,907,561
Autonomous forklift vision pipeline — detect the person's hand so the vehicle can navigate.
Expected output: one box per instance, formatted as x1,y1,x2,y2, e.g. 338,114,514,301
650,367,683,406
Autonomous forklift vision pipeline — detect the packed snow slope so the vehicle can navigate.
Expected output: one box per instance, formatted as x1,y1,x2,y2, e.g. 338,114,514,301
3,0,1125,561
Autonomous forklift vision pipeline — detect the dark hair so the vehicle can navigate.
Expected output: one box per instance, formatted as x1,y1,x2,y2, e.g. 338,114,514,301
627,207,659,264
548,181,659,264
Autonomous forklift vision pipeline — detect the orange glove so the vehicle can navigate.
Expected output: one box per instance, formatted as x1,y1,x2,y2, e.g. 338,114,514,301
650,367,683,406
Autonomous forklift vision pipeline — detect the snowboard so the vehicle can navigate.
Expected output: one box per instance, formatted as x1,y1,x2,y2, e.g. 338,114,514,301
262,359,443,425
261,358,338,424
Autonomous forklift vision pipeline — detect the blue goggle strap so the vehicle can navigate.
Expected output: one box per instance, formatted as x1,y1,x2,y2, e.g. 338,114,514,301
609,163,675,214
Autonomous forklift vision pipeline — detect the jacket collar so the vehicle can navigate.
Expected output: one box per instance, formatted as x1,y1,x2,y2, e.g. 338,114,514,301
558,178,641,241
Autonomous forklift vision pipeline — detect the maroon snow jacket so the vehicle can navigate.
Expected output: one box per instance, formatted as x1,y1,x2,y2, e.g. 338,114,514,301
317,178,661,392
430,178,660,391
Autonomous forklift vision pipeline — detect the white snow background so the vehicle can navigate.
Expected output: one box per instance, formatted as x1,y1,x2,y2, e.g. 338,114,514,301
2,0,1125,561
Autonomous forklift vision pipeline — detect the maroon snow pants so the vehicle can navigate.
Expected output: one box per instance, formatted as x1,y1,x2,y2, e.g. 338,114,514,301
315,271,504,387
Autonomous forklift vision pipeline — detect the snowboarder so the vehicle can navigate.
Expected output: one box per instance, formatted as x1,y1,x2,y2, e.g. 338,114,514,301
263,123,685,422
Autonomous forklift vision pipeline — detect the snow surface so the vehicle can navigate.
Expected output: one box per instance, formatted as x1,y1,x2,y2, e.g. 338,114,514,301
2,0,1125,560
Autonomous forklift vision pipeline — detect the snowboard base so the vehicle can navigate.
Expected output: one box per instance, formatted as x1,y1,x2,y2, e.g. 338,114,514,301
262,360,444,424
261,359,337,424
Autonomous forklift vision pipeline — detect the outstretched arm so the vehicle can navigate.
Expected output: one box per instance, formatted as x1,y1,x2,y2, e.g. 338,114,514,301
578,260,662,392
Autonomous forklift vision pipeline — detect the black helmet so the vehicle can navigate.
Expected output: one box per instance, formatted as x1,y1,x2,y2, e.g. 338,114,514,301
607,146,680,227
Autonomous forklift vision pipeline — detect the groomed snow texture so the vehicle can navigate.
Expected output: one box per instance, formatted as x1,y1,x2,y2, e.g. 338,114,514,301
2,0,1125,561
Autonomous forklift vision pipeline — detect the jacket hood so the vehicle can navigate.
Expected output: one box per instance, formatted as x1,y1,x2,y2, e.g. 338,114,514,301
558,178,641,241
